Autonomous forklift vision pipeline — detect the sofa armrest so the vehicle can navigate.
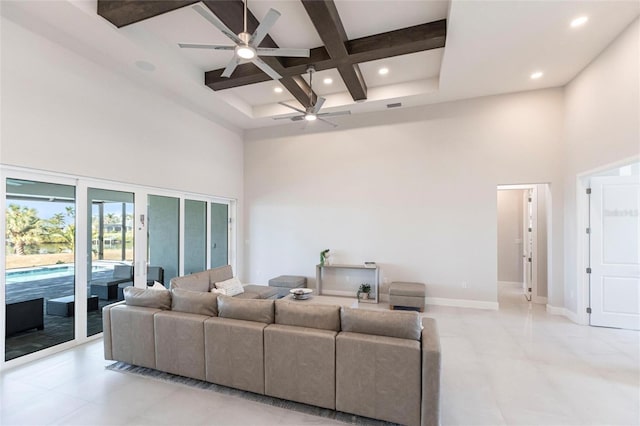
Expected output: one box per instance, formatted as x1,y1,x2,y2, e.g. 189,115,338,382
421,318,441,426
102,300,125,360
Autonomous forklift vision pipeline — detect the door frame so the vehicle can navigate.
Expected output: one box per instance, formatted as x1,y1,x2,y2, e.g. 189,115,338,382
576,156,640,326
497,184,539,303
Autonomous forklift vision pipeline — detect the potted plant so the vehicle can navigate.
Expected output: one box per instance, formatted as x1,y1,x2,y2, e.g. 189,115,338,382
357,283,371,300
320,249,330,266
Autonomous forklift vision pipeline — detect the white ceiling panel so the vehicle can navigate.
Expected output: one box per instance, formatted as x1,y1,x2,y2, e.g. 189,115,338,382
359,49,444,88
335,0,449,40
247,0,324,49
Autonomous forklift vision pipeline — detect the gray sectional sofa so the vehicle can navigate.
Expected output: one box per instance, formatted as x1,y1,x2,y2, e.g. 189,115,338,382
103,266,441,426
170,265,280,299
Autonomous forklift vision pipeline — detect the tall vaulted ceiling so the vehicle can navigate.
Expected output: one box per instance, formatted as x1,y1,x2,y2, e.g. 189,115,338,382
1,0,638,130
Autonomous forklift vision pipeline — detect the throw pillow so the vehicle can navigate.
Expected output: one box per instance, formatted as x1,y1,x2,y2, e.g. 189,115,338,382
171,288,217,316
124,286,171,310
150,281,166,290
211,287,226,296
214,277,244,297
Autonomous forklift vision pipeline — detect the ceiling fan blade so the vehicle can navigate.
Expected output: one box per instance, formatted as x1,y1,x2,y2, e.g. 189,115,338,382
318,110,351,118
273,115,302,120
249,8,280,47
278,102,306,114
251,57,282,80
178,43,235,51
312,97,326,114
317,117,338,128
221,56,242,78
256,47,310,58
192,4,243,45
291,116,306,122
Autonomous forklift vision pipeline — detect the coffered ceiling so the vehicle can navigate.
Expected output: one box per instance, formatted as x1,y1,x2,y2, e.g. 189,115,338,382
1,0,638,131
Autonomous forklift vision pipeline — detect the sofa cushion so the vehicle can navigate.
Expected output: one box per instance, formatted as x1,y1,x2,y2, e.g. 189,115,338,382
217,296,274,324
275,300,341,331
171,288,218,317
340,307,421,341
170,270,210,292
215,277,244,296
124,286,171,310
208,265,234,285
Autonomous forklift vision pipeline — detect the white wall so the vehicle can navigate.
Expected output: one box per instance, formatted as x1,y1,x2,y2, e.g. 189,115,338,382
245,89,565,305
497,189,525,283
562,18,640,314
0,17,243,200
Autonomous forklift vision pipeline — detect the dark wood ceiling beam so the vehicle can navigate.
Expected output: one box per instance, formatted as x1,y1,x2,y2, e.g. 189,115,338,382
97,0,316,107
301,0,367,101
205,19,446,91
346,20,447,63
97,1,198,28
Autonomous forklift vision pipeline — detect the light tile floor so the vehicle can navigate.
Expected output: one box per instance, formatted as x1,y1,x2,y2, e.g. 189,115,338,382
1,283,638,425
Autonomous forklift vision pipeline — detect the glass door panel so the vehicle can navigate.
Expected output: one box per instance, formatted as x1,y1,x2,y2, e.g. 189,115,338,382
5,178,76,361
184,200,207,275
210,203,229,268
148,195,179,286
87,188,134,337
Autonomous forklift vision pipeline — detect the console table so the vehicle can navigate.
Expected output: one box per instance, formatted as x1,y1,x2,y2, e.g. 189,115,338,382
315,264,379,304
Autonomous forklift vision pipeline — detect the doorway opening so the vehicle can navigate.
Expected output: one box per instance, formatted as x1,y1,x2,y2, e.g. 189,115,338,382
497,184,550,308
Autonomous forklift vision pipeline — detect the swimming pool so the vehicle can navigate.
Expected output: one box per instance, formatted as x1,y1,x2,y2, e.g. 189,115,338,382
6,265,110,284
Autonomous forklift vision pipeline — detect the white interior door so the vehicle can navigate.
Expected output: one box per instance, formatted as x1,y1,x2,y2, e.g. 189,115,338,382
589,175,640,330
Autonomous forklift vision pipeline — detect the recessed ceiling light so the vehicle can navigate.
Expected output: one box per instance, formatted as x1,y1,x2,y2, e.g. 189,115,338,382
530,71,544,80
273,87,283,94
323,77,333,85
570,16,589,28
378,67,389,75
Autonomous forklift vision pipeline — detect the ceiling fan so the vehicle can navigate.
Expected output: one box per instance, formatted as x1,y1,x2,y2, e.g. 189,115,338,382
274,66,351,127
178,2,309,81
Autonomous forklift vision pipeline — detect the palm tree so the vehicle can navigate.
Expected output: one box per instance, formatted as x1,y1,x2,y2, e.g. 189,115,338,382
45,207,75,252
5,204,42,255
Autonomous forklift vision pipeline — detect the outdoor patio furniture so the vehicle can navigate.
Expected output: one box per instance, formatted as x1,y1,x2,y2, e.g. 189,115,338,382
6,298,44,336
91,265,133,300
116,266,165,301
46,295,99,317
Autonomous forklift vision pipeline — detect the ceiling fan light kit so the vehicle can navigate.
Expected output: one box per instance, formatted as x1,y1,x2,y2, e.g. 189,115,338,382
275,65,351,127
179,2,309,80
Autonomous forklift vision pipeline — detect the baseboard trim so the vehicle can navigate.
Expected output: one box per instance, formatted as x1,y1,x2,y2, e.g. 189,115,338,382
426,297,499,310
533,296,548,304
546,304,581,324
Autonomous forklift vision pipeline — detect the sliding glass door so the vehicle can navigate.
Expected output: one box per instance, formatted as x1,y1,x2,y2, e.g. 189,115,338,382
4,179,76,361
147,195,179,286
1,167,236,366
87,188,134,336
210,202,229,268
184,200,207,275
